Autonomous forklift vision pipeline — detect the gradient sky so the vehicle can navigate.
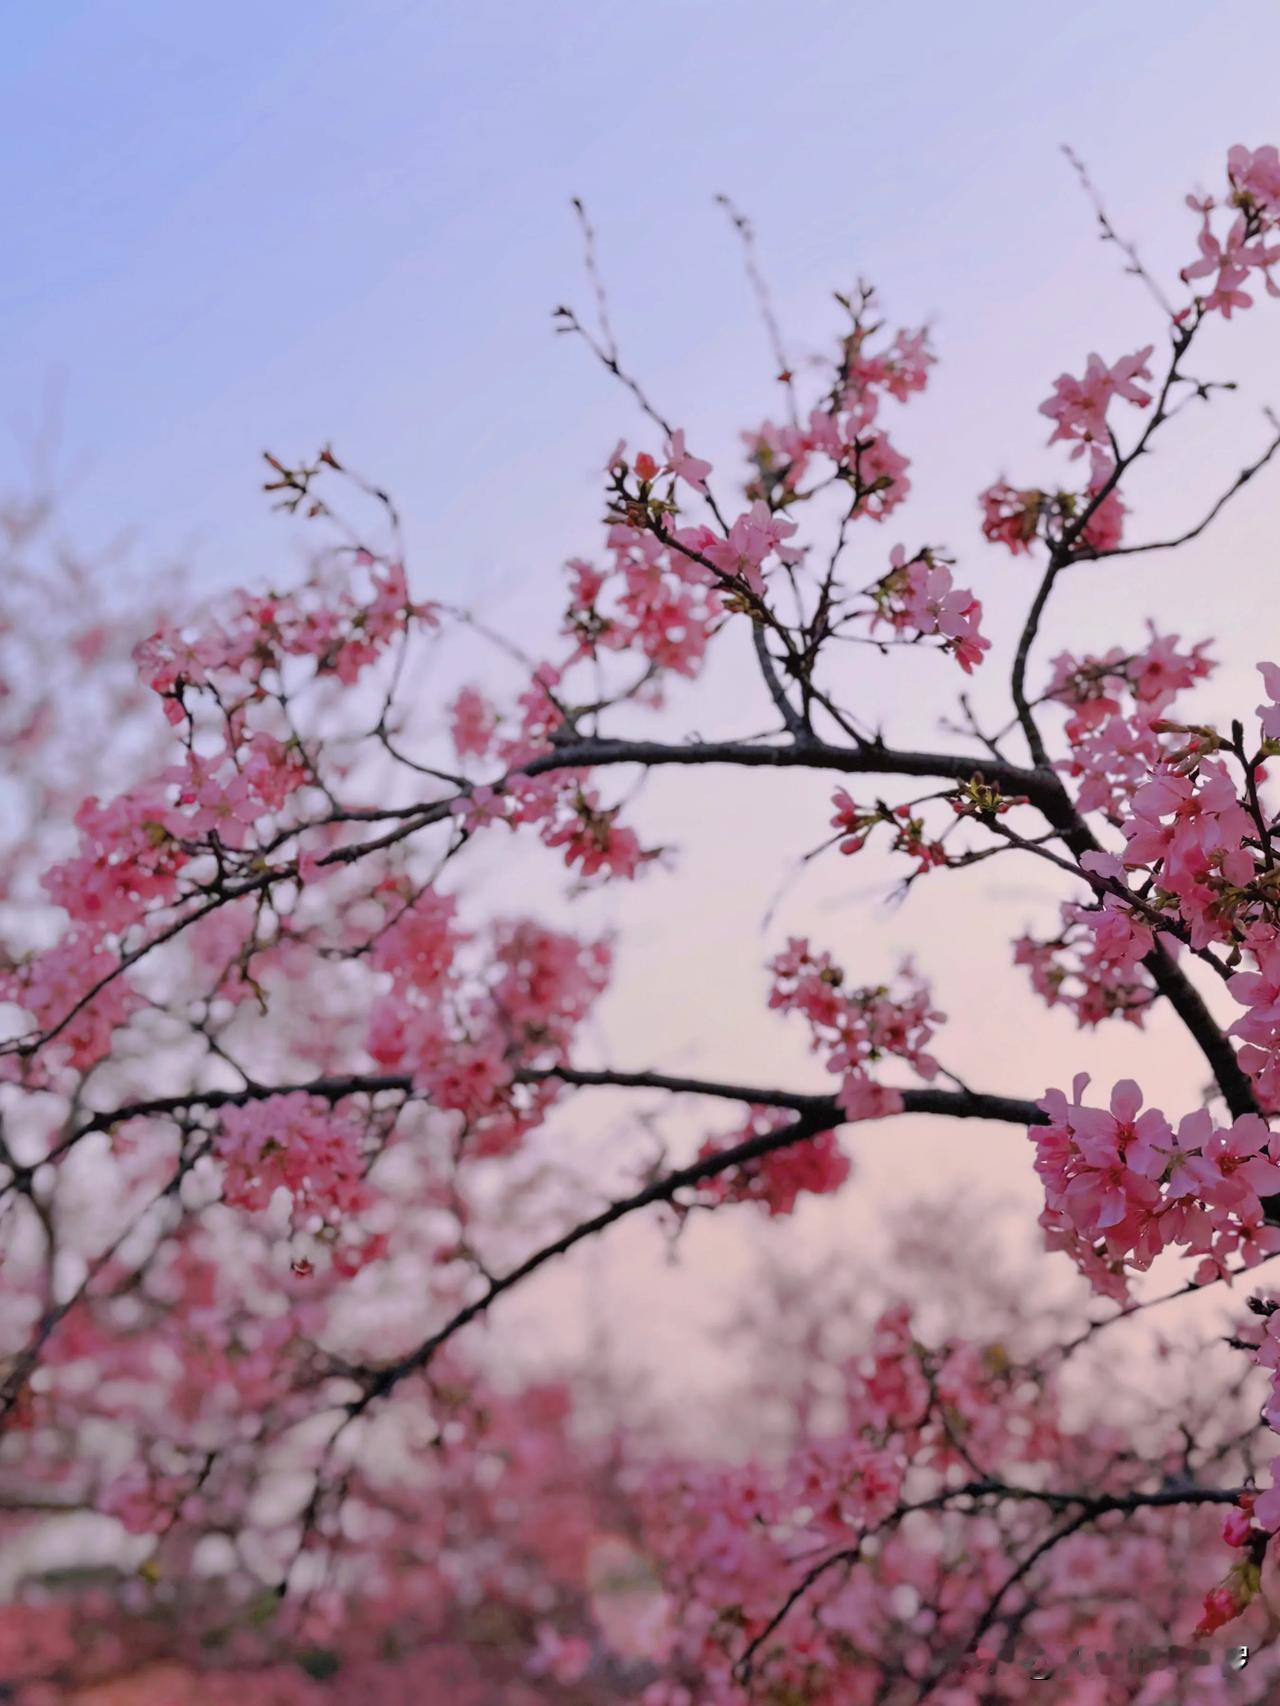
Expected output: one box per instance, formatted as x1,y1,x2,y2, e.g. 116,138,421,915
7,0,1280,589
7,1,1280,1400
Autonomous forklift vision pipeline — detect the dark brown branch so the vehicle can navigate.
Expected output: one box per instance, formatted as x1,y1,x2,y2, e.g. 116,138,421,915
739,1477,1243,1686
69,1067,1042,1148
1142,939,1258,1119
1079,420,1280,561
11,727,1256,1127
1062,145,1179,320
2,735,1043,1066
1022,769,1260,1120
71,1073,417,1139
540,1068,1044,1128
751,621,810,739
1009,313,1202,768
521,733,1043,798
349,1085,1045,1411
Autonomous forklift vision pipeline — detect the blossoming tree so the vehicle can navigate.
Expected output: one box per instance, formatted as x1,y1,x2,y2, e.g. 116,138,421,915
6,146,1280,1701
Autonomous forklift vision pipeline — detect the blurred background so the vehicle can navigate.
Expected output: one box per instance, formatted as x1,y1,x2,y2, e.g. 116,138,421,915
5,0,1280,1412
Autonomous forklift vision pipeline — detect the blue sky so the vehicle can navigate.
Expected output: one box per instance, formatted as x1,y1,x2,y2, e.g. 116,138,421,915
7,0,1280,626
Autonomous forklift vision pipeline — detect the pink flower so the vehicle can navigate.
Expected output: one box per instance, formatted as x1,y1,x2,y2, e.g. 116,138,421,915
1081,484,1128,553
449,685,498,758
868,549,989,671
854,432,912,519
727,502,801,586
1195,1579,1251,1637
184,768,262,850
542,793,647,880
214,1094,381,1274
1229,144,1280,212
528,1626,592,1684
698,1118,852,1217
1191,1114,1280,1208
1061,1079,1168,1231
1039,348,1154,480
979,481,1042,555
830,788,873,854
1182,213,1256,317
665,429,712,494
1222,1496,1256,1546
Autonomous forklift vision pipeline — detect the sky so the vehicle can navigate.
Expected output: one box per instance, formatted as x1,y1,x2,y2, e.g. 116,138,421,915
6,0,1280,1400
7,0,1280,597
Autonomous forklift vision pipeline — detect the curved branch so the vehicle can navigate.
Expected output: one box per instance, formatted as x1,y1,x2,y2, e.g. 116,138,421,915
739,1477,1243,1686
350,1084,1045,1410
1009,314,1203,767
71,1072,418,1140
1025,771,1260,1120
1081,419,1280,561
751,620,810,739
536,745,1256,1119
523,733,1043,798
68,1068,1044,1149
1009,560,1064,770
3,734,1046,1068
539,1067,1044,1128
20,730,1257,1133
1142,939,1258,1119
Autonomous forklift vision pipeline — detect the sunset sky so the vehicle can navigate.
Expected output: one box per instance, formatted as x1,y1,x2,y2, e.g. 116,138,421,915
6,0,1280,1399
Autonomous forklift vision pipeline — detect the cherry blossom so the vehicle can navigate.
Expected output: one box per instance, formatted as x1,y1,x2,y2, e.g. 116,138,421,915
7,139,1280,1695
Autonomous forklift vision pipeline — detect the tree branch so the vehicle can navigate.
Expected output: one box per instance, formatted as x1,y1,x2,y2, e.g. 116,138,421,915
68,1069,1044,1148
522,733,1043,798
349,1085,1046,1409
1079,418,1280,561
739,1477,1243,1686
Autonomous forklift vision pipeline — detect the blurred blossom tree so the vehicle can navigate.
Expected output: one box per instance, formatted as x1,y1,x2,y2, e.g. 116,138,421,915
8,146,1280,1701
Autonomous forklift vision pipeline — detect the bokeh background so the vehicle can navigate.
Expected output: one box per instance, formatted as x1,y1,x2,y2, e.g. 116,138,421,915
6,0,1280,1419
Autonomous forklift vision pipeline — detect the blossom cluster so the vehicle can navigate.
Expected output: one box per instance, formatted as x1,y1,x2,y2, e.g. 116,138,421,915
695,1106,851,1217
214,1093,385,1277
740,311,931,519
767,937,942,1122
367,895,612,1157
1182,143,1280,318
135,554,432,717
10,139,1280,1695
1030,1076,1280,1301
1014,893,1155,1030
1045,625,1216,817
866,545,990,672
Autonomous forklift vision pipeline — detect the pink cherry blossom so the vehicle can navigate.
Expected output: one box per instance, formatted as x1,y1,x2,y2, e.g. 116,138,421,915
665,428,713,494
